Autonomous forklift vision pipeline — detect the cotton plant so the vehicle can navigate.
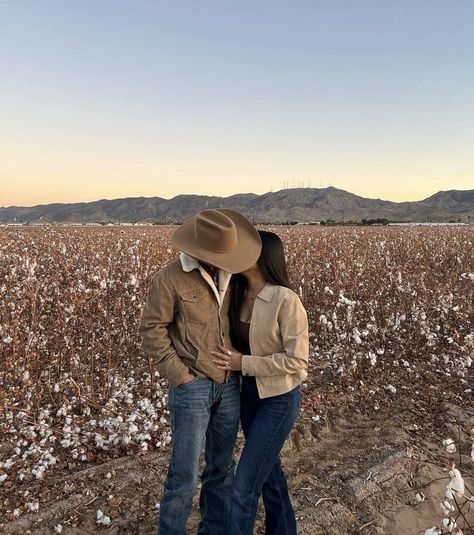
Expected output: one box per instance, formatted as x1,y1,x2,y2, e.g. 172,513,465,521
424,433,473,535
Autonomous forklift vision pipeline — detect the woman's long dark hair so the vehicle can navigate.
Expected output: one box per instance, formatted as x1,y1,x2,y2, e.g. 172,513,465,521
229,230,290,352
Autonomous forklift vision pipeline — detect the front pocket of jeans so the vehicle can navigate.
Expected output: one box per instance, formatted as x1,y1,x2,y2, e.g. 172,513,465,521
177,376,199,388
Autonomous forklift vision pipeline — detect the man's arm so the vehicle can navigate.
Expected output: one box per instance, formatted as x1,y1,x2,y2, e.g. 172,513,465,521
139,272,190,386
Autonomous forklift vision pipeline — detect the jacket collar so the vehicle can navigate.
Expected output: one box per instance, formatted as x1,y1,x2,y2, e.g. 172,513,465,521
180,251,200,273
179,252,232,306
257,283,275,302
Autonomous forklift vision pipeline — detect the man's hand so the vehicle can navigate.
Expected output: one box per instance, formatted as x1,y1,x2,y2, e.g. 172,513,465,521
179,372,197,385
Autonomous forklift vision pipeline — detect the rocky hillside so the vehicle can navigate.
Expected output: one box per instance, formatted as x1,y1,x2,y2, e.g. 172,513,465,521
1,187,473,223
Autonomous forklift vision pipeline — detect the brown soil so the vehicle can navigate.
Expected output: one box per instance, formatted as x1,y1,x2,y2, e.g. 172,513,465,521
1,400,472,535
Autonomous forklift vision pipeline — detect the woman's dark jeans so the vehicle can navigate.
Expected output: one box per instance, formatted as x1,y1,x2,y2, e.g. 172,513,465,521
226,376,301,535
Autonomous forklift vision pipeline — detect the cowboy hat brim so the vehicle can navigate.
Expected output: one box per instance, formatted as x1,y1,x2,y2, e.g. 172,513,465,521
170,209,262,274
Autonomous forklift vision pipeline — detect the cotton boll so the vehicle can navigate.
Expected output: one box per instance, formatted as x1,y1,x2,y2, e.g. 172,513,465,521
368,352,377,366
447,468,465,498
2,458,15,469
96,509,111,525
442,438,456,454
32,466,45,479
440,500,455,513
442,517,457,530
446,443,456,454
26,501,39,513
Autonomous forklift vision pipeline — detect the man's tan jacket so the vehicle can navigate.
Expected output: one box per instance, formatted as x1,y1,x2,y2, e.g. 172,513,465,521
139,253,234,386
241,284,309,399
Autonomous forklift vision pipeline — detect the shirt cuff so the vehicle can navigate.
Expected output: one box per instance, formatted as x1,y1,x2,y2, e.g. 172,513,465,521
241,355,254,376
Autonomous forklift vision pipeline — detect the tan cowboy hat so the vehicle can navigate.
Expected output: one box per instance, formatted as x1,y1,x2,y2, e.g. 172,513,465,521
171,208,262,274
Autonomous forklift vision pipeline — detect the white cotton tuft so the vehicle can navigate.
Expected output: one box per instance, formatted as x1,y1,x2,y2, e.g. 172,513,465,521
96,509,111,525
442,438,456,454
446,468,465,499
415,492,425,503
440,499,455,513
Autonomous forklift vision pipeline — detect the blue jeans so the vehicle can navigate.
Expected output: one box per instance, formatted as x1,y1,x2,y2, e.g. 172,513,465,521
158,375,240,535
226,377,300,535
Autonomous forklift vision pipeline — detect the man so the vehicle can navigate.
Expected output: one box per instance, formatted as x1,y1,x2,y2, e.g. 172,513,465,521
139,208,261,535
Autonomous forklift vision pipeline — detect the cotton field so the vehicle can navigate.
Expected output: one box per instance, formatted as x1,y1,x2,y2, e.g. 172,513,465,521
0,224,473,529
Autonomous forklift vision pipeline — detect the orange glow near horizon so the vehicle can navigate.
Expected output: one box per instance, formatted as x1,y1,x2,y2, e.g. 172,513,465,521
2,149,473,207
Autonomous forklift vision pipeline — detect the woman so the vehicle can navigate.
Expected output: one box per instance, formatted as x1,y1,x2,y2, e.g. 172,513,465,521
211,230,309,535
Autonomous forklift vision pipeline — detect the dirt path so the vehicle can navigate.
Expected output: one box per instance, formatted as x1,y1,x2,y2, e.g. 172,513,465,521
2,402,472,535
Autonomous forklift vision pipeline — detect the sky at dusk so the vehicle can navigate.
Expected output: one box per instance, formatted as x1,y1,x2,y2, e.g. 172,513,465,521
1,0,473,207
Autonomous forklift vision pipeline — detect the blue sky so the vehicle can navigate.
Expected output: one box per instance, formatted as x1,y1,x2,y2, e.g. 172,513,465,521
1,0,473,206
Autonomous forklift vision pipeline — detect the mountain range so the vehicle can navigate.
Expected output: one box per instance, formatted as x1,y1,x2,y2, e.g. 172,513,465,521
1,187,473,224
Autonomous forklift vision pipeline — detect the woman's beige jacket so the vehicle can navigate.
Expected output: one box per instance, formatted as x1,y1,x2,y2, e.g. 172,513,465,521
241,283,309,398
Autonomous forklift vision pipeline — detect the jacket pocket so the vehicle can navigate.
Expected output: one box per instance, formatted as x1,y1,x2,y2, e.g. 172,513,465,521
179,288,209,325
